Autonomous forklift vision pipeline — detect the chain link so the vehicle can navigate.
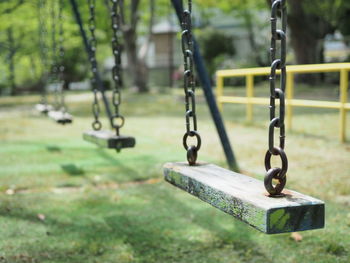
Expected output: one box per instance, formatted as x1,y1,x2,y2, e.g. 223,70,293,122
38,0,49,104
58,0,67,113
181,0,201,165
87,0,102,130
50,0,60,109
264,0,288,196
109,0,124,136
50,1,58,81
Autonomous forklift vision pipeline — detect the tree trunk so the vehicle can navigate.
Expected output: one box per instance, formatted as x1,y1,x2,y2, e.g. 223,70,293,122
287,1,334,83
288,1,319,65
242,9,264,66
120,0,150,93
122,28,148,93
7,27,16,96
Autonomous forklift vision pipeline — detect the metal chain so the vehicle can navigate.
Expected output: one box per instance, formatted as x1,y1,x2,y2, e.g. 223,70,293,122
109,0,124,136
88,0,102,130
50,0,60,109
58,0,66,113
264,0,288,196
181,0,201,165
50,1,58,80
38,0,49,104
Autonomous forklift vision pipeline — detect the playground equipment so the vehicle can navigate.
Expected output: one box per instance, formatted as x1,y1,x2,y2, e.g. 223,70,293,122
164,0,324,234
47,0,73,124
69,0,236,167
35,0,53,114
216,63,350,142
82,0,135,152
35,0,72,123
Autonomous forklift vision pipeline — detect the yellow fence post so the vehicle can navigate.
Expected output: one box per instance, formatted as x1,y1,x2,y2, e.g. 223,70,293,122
246,74,254,122
286,72,294,130
340,69,348,142
216,63,350,143
216,74,224,112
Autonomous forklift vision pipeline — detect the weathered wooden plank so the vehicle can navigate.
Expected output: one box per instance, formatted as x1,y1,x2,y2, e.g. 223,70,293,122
83,130,135,149
163,162,324,234
48,111,73,124
35,103,53,114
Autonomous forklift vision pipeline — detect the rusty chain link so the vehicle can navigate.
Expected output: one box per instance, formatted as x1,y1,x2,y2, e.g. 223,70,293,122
181,0,201,165
264,0,288,196
87,0,102,130
109,0,125,136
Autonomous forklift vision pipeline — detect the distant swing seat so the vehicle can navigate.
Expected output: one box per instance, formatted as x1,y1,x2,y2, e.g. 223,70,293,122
83,130,135,150
48,110,73,124
35,103,53,114
163,162,325,234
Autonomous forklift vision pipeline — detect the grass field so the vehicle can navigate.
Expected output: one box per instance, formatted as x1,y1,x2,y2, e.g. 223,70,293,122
0,87,349,263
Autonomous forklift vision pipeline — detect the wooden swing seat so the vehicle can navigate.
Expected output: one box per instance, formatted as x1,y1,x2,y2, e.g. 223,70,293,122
35,103,53,114
48,110,73,124
83,130,135,150
163,162,324,234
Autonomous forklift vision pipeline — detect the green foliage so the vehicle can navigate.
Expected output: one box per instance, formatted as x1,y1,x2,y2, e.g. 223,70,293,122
0,0,89,91
197,28,235,77
196,0,267,12
336,1,350,36
0,0,171,94
302,0,350,32
1,0,349,94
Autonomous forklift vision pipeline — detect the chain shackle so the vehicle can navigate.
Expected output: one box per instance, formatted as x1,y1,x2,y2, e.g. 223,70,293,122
109,0,125,136
264,167,287,196
181,0,201,165
264,0,288,196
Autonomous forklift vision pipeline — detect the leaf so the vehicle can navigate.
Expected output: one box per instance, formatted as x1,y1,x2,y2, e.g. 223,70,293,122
5,189,15,195
290,232,303,242
37,213,46,221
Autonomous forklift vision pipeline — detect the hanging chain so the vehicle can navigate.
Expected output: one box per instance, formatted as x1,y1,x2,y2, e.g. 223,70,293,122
109,0,124,136
181,0,201,165
38,0,49,104
50,1,58,80
264,0,288,196
88,0,102,130
50,0,60,109
58,0,66,113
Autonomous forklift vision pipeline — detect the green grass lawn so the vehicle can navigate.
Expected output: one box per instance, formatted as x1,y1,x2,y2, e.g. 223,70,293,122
0,89,349,263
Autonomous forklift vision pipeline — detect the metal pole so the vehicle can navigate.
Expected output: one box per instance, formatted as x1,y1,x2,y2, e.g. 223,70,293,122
69,0,113,125
171,0,239,171
246,74,254,122
340,69,348,142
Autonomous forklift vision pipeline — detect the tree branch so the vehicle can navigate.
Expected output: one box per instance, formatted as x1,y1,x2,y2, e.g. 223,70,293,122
1,0,24,15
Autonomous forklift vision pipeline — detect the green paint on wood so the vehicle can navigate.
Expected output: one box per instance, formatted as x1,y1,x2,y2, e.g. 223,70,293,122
269,209,290,231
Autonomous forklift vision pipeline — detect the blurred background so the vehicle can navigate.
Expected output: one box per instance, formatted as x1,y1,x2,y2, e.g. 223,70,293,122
0,1,349,263
0,0,349,94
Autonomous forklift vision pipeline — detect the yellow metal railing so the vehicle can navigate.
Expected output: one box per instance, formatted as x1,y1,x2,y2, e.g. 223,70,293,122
216,63,350,142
